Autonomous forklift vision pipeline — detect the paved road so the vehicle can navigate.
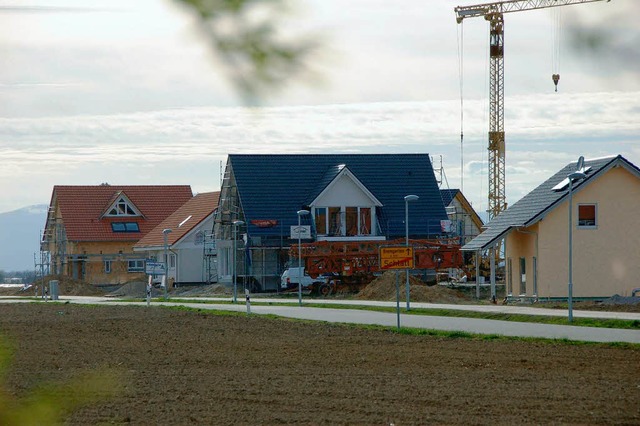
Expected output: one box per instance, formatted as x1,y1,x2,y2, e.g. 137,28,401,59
3,296,639,343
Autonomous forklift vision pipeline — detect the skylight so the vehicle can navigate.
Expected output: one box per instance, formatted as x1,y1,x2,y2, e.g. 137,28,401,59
178,215,192,228
111,222,140,232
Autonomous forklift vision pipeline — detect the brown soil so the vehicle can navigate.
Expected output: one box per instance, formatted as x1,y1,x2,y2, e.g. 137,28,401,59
1,303,639,425
356,271,472,303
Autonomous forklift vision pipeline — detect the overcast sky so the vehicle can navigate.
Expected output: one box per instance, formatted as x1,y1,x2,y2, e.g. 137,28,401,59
1,0,638,218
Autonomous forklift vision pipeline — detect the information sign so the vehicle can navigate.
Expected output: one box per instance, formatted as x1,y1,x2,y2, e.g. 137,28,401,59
145,261,166,276
379,247,414,270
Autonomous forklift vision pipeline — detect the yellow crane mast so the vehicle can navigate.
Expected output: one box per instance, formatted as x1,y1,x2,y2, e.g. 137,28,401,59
454,0,610,221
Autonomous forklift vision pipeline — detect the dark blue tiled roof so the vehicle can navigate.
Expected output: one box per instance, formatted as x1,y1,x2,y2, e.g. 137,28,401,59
440,189,459,206
462,155,639,251
229,154,448,239
304,164,346,206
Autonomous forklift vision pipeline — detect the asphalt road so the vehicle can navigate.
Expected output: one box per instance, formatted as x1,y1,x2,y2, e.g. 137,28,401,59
2,295,639,343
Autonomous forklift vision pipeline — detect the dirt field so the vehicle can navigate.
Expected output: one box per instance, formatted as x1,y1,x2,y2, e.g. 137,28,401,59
0,303,638,425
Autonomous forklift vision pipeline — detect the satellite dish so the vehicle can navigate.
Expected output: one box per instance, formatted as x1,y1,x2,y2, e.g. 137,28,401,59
576,156,584,171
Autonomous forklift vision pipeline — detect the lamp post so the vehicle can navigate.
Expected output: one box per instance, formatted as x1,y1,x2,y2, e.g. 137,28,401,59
404,195,419,311
232,220,245,303
567,160,586,323
297,209,310,306
162,228,172,301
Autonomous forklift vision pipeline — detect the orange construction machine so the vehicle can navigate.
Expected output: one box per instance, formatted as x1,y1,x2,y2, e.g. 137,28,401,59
289,238,464,295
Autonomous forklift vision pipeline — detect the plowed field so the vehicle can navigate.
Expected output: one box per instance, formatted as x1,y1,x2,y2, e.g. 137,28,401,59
1,303,639,425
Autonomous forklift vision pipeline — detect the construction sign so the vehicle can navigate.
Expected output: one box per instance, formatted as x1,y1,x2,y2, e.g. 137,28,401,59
379,247,414,270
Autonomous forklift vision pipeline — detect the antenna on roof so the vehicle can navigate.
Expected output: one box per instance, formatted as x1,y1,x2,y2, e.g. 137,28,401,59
576,156,584,171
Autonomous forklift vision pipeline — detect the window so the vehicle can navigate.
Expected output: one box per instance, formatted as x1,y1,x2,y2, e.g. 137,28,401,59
104,260,111,274
578,204,596,227
127,259,145,272
507,258,513,296
314,208,327,235
111,222,140,232
315,206,375,237
359,208,371,235
107,196,138,216
169,254,176,269
519,257,526,295
329,207,342,236
345,207,358,236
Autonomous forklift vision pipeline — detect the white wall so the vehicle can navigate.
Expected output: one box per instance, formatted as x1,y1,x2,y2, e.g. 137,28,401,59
314,174,375,206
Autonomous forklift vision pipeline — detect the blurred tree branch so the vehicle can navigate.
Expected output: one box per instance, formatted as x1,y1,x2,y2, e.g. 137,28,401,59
175,0,319,103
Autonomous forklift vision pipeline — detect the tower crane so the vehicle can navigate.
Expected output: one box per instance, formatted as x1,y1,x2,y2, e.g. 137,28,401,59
455,0,610,221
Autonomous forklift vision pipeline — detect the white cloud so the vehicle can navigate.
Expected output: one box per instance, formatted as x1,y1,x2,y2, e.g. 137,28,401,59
1,90,638,215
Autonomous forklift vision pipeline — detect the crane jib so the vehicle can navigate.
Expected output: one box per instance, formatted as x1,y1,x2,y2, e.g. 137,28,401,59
455,0,610,23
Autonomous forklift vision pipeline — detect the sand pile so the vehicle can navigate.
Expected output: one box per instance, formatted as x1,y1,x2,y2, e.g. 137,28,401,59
27,275,106,297
356,271,471,303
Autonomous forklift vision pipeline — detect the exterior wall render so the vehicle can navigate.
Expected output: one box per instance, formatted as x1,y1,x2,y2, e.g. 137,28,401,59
505,223,538,296
62,241,145,285
534,166,640,298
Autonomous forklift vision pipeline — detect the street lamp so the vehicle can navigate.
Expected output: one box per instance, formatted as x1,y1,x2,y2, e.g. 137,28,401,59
404,194,419,311
232,220,245,303
567,156,586,323
297,209,310,306
162,228,172,301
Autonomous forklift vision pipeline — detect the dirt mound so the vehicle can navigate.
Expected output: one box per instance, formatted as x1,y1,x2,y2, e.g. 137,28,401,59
0,275,107,297
356,271,471,303
109,281,164,299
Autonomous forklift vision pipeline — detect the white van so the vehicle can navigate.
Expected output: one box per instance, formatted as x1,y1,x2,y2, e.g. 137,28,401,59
280,267,320,290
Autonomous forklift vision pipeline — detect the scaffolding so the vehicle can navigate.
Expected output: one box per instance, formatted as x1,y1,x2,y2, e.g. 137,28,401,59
203,231,218,284
42,205,67,276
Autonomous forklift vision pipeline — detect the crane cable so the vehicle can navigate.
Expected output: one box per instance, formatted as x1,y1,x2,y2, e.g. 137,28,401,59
456,21,464,193
551,8,563,92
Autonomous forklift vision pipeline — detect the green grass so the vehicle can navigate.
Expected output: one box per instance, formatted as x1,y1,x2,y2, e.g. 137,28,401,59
142,298,640,330
159,304,640,349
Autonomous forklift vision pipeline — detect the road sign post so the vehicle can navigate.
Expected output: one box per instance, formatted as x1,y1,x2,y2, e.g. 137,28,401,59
380,246,414,331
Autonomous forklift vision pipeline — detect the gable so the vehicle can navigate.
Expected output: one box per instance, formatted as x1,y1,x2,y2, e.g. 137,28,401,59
312,166,382,207
102,192,142,217
462,155,640,251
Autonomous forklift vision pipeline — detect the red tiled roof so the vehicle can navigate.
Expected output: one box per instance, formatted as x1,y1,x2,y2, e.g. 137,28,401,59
134,191,220,248
50,185,193,242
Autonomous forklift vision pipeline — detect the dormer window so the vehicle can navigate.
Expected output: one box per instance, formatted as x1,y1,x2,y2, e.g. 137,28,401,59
309,164,382,240
108,197,136,216
314,206,373,237
103,193,142,217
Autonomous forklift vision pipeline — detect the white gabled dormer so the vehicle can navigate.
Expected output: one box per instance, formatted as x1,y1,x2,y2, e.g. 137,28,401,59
102,192,143,217
309,165,384,241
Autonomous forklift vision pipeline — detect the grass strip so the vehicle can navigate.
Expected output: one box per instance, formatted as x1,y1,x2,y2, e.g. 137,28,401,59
151,298,640,330
162,304,640,349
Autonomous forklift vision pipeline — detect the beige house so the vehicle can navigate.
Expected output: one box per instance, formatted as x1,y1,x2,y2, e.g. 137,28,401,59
462,155,640,299
42,185,193,285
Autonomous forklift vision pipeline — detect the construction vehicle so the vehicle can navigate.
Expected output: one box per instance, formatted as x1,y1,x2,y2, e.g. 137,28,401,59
289,238,464,296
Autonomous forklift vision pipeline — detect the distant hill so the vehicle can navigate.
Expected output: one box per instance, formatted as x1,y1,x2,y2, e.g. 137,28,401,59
0,204,48,271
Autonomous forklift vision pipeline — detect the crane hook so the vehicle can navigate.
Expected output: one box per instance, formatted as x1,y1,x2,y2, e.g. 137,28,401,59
552,74,560,92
